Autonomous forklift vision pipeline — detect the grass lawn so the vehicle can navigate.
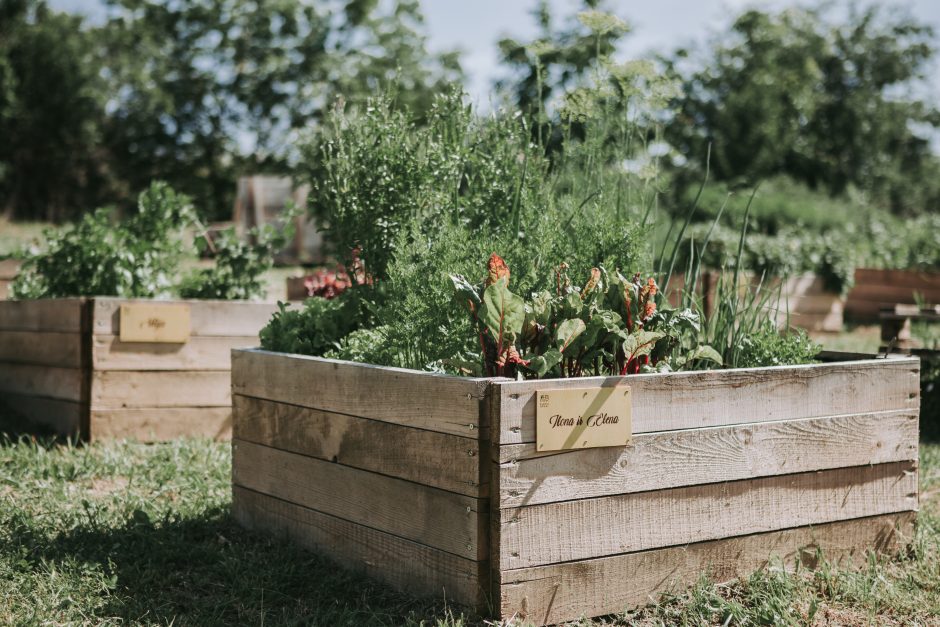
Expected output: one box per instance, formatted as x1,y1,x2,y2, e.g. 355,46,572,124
1,405,939,626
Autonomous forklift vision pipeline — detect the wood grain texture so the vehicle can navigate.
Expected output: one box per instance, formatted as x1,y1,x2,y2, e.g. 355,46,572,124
499,461,918,568
0,298,86,332
91,335,258,370
232,439,486,560
854,268,940,289
89,407,231,441
496,410,919,508
0,363,83,401
0,392,82,436
495,358,919,444
233,486,484,607
0,331,83,367
233,395,484,497
232,349,491,437
846,269,940,321
90,370,231,409
847,283,940,303
498,512,916,626
91,298,279,337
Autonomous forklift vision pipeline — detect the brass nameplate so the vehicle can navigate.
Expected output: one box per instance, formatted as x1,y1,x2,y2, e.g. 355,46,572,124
536,385,632,451
119,303,191,343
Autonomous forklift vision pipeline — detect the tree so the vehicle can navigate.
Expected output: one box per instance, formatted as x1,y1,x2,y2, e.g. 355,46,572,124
0,0,114,221
666,4,940,214
495,0,628,151
99,0,462,220
0,0,462,221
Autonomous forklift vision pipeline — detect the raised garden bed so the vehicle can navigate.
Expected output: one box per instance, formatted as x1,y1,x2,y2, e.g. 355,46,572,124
847,268,940,321
0,297,280,440
231,348,919,625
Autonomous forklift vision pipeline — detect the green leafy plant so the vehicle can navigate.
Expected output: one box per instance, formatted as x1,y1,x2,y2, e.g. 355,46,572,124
259,296,362,357
177,206,300,300
11,182,194,299
452,254,721,379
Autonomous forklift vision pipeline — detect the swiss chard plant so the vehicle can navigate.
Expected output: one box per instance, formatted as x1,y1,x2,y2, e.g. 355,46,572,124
452,254,721,379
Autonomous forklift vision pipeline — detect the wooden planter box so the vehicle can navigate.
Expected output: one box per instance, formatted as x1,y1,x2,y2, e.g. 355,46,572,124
0,298,279,440
231,349,919,625
766,274,844,332
847,268,940,322
0,259,22,300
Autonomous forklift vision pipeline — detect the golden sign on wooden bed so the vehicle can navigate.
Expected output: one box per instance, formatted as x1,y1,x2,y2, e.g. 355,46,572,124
536,385,632,451
119,303,191,343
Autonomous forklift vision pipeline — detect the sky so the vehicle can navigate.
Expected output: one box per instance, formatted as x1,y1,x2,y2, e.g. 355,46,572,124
51,0,940,106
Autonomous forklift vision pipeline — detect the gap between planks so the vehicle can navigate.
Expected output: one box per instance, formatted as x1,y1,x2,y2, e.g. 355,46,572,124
232,485,486,607
495,409,919,508
493,358,919,444
232,349,492,438
232,438,488,561
497,460,918,569
233,395,486,497
497,511,916,626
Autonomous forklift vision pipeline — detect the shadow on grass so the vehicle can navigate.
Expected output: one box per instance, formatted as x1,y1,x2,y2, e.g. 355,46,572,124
0,403,478,625
2,500,478,625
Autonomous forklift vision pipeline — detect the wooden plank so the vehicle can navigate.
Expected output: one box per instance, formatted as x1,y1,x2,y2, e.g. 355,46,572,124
495,358,919,444
90,370,231,409
232,349,491,437
498,512,915,626
496,410,918,508
233,486,484,607
232,439,485,560
285,276,308,301
0,363,83,401
89,407,231,441
0,258,21,280
0,298,85,332
0,331,82,367
92,298,279,337
233,395,485,497
499,461,917,568
0,392,82,436
854,268,940,289
847,283,940,303
91,335,257,370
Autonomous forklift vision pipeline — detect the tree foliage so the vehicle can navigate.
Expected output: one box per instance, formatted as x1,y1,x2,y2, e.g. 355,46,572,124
0,1,114,221
666,5,940,214
0,0,462,221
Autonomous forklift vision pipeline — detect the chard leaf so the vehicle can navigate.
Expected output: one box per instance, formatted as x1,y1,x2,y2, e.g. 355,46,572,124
686,344,723,365
525,348,563,376
480,277,525,345
451,274,481,308
621,329,666,360
555,318,587,353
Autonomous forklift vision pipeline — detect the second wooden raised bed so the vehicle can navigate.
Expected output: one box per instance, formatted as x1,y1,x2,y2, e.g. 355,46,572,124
231,349,919,625
0,297,280,440
847,268,940,321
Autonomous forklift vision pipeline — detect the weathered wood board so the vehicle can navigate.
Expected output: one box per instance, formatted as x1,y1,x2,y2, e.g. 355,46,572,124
846,268,940,321
230,349,920,625
0,259,22,300
0,298,279,440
